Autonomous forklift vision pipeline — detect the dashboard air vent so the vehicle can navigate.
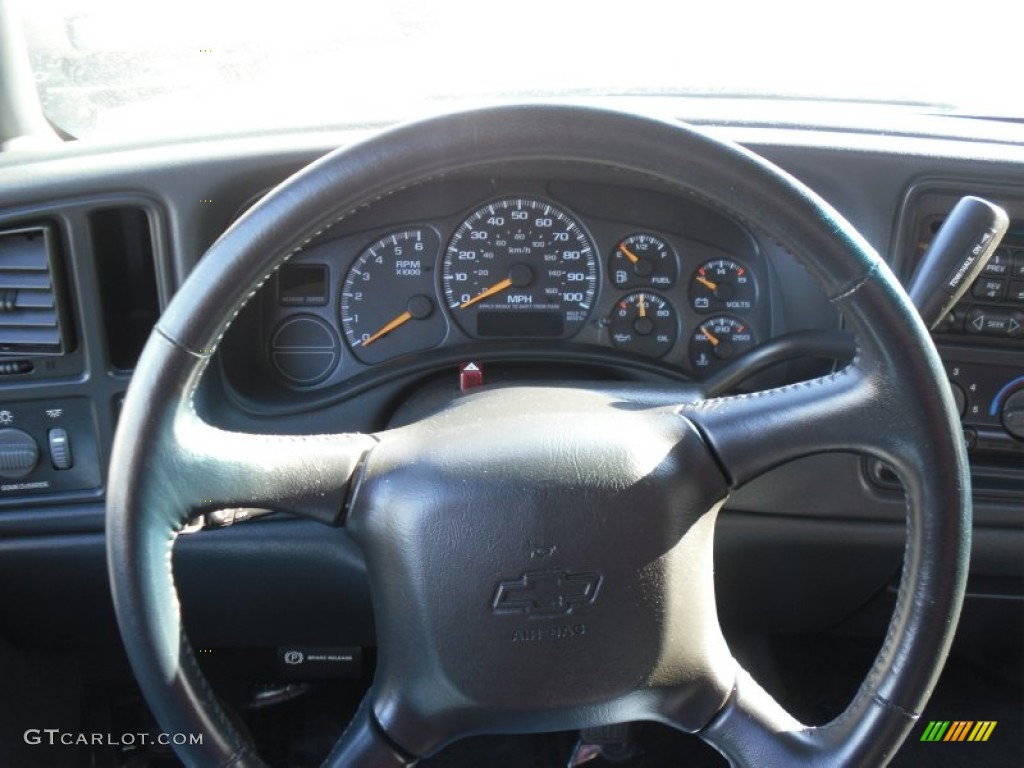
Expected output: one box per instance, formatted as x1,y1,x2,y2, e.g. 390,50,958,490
0,225,67,356
89,207,159,370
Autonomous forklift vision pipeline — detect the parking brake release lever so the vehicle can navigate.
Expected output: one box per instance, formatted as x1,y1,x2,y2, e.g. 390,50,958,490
906,195,1009,329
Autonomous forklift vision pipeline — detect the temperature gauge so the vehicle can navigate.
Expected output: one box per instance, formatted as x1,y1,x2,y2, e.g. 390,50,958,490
690,258,756,313
609,291,678,358
689,316,757,374
610,234,677,289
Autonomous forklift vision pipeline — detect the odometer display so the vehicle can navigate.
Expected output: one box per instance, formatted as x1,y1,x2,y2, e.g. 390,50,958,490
443,198,597,339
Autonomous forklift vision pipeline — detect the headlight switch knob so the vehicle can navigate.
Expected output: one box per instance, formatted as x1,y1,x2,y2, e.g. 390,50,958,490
0,427,39,480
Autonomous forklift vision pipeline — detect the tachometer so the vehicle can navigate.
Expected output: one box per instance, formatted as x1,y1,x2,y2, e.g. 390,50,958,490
340,228,445,364
443,198,597,338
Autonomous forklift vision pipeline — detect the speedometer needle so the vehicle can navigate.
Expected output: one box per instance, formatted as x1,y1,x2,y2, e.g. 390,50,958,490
460,277,513,309
362,310,412,347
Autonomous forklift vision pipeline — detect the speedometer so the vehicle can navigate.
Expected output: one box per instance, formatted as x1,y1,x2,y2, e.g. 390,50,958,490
443,198,597,338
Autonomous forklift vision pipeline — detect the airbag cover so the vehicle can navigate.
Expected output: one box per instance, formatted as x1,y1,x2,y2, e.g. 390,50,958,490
347,386,734,753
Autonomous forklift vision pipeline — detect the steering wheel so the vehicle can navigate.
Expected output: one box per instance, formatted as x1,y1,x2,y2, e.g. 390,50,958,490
106,105,970,767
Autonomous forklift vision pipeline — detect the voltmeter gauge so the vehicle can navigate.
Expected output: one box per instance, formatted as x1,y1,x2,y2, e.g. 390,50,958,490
609,234,677,290
609,291,678,358
689,315,757,374
690,258,756,313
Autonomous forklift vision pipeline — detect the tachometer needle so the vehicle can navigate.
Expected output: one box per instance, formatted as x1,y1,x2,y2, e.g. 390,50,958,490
696,275,718,291
618,244,640,265
362,310,412,347
460,277,513,309
700,324,721,346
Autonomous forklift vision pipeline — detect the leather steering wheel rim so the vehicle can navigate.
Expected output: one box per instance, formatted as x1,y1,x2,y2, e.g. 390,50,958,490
106,105,970,767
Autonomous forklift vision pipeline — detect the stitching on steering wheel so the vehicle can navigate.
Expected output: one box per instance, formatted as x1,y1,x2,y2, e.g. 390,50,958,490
161,525,253,760
681,363,857,411
855,485,918,714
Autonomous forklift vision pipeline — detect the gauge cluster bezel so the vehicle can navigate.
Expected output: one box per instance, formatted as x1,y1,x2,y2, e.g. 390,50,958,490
219,168,781,408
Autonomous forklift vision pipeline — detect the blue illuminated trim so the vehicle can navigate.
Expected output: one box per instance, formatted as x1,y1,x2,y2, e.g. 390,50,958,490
990,375,1024,415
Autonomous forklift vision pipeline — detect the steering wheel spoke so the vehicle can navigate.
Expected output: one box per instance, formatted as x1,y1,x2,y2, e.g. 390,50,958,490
323,694,417,768
110,332,375,529
701,661,940,767
173,412,375,526
684,362,892,487
699,668,820,764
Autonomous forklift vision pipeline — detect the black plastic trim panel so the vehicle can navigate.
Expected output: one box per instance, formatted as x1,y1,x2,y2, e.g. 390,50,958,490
0,194,171,508
0,123,1020,537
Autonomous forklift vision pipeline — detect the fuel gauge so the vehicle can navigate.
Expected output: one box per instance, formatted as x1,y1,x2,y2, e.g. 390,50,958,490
610,234,677,290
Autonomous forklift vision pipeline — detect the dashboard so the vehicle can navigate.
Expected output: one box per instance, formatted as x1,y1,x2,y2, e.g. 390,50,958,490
0,121,1018,526
0,110,1021,765
0,121,1017,533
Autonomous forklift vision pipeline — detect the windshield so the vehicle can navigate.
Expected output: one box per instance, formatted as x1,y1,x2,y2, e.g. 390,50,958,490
16,0,1024,141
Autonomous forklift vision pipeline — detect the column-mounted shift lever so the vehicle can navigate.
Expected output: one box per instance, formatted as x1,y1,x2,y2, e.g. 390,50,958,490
907,196,1009,329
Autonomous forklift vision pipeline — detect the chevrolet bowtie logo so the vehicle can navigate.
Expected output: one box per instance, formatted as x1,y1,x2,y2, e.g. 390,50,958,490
492,569,603,618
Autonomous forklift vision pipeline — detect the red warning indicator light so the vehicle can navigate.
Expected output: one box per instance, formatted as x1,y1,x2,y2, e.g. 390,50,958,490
459,362,484,391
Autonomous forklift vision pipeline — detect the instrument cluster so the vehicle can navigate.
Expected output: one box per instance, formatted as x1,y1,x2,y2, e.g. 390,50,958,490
256,183,773,392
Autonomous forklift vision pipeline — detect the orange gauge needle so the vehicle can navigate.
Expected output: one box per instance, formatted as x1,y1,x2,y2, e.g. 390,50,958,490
696,275,718,291
700,324,721,346
460,277,513,309
362,310,412,347
618,244,640,265
637,293,647,318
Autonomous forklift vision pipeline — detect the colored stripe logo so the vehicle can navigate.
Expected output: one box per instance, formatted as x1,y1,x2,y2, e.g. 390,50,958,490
920,720,997,742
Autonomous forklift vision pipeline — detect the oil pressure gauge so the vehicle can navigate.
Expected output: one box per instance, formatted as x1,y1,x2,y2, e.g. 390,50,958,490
609,291,678,358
